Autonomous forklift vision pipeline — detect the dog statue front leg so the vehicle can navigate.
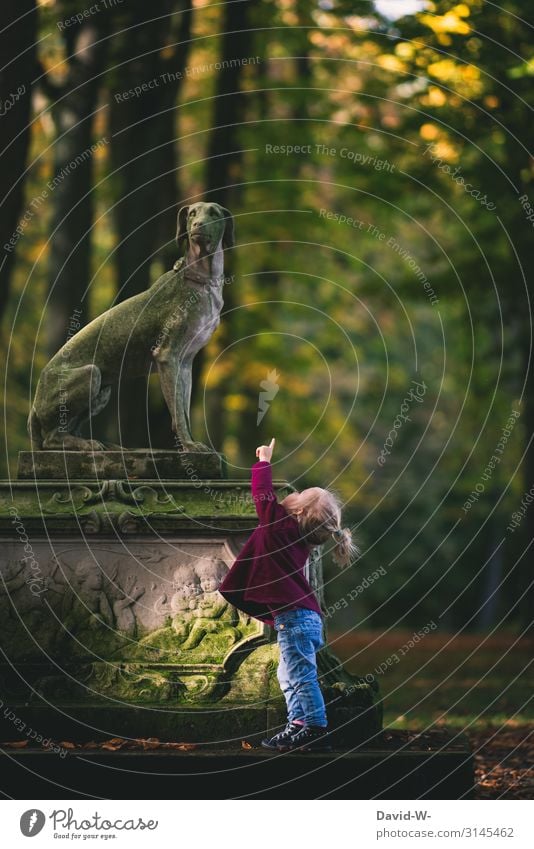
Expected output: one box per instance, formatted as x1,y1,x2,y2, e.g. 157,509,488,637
179,359,211,452
153,348,210,452
153,352,189,442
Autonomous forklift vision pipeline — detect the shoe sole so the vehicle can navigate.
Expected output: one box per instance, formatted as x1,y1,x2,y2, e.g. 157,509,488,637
261,740,292,751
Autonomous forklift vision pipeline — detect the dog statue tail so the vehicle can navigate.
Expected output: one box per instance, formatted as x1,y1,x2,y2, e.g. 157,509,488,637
27,407,43,450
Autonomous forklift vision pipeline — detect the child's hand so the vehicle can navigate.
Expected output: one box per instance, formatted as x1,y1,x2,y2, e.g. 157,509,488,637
256,438,275,462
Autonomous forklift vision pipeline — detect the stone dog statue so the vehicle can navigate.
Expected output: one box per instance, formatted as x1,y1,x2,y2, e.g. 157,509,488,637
28,202,234,452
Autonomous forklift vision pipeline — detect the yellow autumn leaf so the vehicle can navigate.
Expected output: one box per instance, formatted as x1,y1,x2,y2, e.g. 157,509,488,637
424,86,447,107
427,58,458,81
395,42,414,60
461,64,480,80
420,123,440,141
453,3,471,17
28,241,49,263
225,394,248,412
420,12,470,36
430,140,459,162
377,54,406,74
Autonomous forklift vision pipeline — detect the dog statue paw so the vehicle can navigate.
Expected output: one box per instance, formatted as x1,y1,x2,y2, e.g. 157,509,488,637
177,441,213,454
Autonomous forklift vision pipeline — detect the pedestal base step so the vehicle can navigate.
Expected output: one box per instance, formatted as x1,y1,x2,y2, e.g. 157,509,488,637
0,693,382,751
1,733,474,799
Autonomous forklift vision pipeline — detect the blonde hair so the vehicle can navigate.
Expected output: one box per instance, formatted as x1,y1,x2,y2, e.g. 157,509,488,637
280,487,360,568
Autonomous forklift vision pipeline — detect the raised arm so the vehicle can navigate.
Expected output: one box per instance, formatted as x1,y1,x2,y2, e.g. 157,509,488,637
251,438,281,524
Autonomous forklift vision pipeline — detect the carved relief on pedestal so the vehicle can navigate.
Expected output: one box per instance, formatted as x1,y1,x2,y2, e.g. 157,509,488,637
133,554,250,664
0,539,265,702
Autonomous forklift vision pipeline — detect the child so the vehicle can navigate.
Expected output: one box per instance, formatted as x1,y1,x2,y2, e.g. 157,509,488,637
219,438,358,752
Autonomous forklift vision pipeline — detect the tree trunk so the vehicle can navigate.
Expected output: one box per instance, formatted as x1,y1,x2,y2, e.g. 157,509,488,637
0,0,37,328
205,0,258,208
201,0,258,452
109,2,192,300
476,517,504,630
231,0,311,464
106,0,192,447
45,11,110,356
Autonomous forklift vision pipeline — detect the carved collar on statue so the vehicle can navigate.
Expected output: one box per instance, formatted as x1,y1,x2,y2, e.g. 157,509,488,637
173,257,225,288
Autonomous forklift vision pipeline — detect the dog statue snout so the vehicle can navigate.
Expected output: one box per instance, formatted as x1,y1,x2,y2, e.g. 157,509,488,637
176,202,234,251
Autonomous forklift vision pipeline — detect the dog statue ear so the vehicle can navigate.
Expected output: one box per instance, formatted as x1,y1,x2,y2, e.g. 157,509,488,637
176,206,189,245
219,206,235,250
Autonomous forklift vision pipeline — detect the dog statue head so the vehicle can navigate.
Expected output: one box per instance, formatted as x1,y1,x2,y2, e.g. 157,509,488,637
176,202,235,254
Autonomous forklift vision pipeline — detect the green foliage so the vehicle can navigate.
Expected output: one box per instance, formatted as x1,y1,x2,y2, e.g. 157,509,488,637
1,0,531,630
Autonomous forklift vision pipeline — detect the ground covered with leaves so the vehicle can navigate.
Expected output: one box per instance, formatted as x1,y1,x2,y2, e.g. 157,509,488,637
334,629,533,799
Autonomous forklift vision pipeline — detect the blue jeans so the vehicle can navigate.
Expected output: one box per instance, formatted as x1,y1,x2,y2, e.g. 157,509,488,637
273,608,327,727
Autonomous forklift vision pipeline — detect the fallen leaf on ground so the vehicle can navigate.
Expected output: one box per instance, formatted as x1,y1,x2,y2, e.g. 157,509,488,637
468,726,534,800
100,738,127,751
135,737,162,750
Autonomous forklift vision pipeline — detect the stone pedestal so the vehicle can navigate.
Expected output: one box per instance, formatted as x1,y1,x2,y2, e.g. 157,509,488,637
0,452,381,746
17,449,227,481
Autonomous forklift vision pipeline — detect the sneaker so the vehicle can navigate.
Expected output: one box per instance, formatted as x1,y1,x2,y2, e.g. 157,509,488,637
286,724,332,752
261,722,303,751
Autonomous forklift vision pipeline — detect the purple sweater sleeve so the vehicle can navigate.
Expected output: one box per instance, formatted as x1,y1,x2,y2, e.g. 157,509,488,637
251,461,279,524
218,462,320,624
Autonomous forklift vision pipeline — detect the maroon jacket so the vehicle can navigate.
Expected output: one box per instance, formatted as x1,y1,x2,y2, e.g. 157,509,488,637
218,461,322,626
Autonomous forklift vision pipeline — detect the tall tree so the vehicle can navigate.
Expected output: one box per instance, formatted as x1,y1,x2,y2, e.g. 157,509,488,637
41,2,110,356
109,0,192,300
232,0,315,463
0,0,37,327
107,0,192,446
200,0,259,451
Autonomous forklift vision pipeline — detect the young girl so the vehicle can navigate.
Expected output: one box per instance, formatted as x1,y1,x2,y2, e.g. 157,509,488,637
218,438,358,752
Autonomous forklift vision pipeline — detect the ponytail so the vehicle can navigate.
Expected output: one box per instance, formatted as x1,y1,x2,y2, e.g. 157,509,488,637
281,485,360,567
330,527,360,568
